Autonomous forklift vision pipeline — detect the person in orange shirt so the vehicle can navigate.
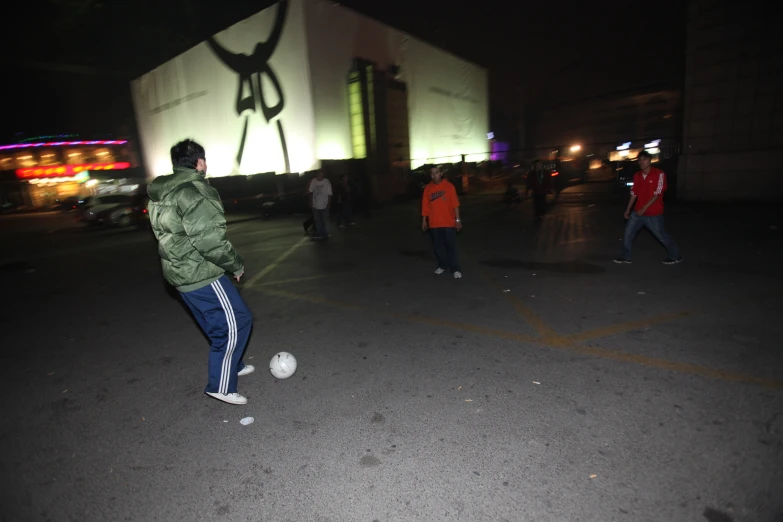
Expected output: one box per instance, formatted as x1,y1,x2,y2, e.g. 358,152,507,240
421,166,463,279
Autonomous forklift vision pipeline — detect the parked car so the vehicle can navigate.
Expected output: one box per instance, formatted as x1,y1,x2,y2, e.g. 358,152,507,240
129,194,151,229
540,159,585,195
55,196,81,212
80,194,149,227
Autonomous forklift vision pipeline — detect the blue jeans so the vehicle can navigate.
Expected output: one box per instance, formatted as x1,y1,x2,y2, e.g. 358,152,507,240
430,227,461,272
180,276,253,395
620,212,680,260
313,207,329,238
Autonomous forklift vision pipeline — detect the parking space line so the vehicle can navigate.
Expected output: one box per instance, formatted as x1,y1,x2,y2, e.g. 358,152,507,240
240,241,313,253
257,286,537,342
239,227,302,237
502,292,561,343
257,287,365,311
256,273,339,286
563,342,783,390
259,286,783,390
480,273,560,342
244,237,309,288
563,311,693,345
390,313,538,344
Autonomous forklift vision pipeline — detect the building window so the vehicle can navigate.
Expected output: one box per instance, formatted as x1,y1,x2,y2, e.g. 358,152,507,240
366,65,376,156
349,73,366,159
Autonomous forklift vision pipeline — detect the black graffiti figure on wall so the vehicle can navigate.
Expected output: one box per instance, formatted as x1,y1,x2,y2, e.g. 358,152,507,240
206,0,290,173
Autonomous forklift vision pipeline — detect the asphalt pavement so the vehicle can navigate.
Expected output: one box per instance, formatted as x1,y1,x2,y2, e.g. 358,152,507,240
1,181,781,522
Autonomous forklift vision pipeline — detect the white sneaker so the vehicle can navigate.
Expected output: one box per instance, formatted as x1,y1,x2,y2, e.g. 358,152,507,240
206,392,248,405
453,271,462,279
434,268,445,275
238,365,255,376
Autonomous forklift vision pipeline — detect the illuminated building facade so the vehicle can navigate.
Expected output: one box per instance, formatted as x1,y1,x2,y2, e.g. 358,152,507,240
131,0,489,196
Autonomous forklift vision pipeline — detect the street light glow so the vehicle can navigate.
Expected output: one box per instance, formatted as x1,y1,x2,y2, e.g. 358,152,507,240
570,145,581,152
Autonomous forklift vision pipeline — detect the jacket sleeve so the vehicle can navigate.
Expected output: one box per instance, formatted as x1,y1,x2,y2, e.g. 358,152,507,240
654,171,666,196
180,183,244,275
448,183,460,208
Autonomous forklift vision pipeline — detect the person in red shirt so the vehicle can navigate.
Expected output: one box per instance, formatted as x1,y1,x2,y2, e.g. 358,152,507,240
422,166,463,279
615,150,681,264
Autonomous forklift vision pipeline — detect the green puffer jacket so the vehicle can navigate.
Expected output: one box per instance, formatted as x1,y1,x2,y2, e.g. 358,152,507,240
147,167,244,292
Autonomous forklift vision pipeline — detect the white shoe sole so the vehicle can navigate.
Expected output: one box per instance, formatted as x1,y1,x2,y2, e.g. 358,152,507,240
206,392,248,405
238,365,255,376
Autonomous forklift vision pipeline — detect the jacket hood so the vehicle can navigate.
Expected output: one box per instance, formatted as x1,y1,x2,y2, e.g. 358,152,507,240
148,167,205,202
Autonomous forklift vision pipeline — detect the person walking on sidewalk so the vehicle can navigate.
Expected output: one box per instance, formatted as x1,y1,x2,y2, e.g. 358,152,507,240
422,166,463,279
147,139,254,406
309,169,332,240
614,150,682,265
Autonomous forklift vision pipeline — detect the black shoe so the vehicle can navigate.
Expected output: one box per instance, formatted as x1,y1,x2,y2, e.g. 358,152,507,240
662,257,682,265
613,258,632,264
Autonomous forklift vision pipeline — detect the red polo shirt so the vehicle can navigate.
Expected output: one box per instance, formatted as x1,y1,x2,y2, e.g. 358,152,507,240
631,167,667,216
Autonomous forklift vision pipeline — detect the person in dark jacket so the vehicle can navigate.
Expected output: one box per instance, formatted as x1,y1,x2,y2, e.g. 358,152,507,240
147,139,254,406
526,159,551,221
336,174,357,228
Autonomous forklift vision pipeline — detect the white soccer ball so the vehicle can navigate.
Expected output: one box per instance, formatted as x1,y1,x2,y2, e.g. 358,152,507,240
269,352,297,379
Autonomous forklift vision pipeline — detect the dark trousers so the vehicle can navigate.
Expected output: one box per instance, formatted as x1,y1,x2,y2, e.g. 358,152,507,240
533,193,547,218
337,201,353,226
430,227,461,272
180,276,252,395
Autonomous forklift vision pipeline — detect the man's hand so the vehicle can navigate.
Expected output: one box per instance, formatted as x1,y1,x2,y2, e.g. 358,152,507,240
624,210,630,220
456,220,463,231
422,217,428,232
234,269,244,282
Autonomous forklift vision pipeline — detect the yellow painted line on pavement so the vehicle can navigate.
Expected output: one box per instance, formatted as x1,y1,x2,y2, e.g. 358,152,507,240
260,287,783,390
258,287,365,311
244,237,309,288
482,273,560,342
563,311,694,345
561,342,783,390
502,292,562,343
390,313,537,344
257,287,538,342
257,273,344,287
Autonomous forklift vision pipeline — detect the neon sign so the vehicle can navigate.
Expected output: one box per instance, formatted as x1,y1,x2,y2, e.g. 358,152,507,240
16,162,131,179
0,140,128,151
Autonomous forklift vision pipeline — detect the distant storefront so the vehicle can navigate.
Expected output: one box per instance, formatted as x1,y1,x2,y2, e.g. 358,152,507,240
0,138,143,210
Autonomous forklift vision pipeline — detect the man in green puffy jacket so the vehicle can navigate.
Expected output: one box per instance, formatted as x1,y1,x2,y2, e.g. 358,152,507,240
148,139,254,405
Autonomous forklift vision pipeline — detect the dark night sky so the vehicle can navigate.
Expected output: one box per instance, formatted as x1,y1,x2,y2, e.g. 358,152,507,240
1,0,685,143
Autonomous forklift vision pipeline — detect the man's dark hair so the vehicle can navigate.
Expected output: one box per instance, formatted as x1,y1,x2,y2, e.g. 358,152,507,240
638,150,652,160
170,139,206,169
